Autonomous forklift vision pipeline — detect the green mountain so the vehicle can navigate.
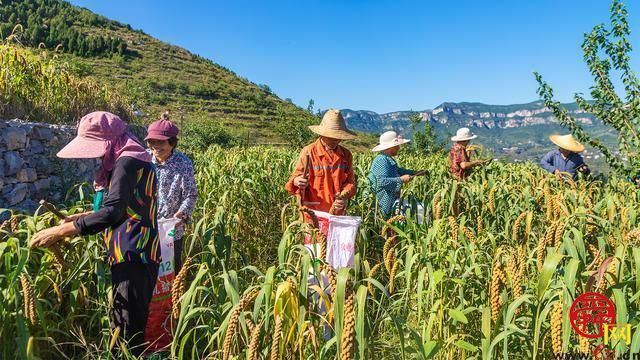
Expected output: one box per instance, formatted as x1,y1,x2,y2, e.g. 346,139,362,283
0,0,317,144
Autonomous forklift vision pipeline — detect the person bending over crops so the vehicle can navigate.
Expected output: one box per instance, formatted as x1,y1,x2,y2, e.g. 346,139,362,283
368,131,425,219
30,112,160,356
540,134,590,180
449,127,490,180
145,112,197,274
285,109,357,215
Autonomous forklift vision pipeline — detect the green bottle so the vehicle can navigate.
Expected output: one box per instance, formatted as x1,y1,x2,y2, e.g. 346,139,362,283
93,190,104,212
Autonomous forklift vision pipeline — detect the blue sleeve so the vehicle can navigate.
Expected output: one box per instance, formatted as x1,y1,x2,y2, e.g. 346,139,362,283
368,156,402,193
540,152,556,173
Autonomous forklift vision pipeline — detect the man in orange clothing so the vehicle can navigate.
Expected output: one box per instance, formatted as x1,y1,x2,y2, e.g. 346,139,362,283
285,109,357,215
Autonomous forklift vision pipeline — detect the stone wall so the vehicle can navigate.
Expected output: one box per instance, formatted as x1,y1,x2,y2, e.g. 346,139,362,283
0,119,99,212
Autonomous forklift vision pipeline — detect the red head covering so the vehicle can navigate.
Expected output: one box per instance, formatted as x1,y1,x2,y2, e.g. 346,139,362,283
145,119,180,141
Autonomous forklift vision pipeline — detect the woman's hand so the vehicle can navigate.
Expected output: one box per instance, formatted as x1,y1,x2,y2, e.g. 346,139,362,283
400,174,413,183
332,198,346,211
30,222,79,249
294,176,308,189
577,164,590,174
30,227,64,248
174,211,186,225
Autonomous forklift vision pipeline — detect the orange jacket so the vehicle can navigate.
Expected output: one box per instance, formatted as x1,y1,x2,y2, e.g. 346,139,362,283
285,139,356,214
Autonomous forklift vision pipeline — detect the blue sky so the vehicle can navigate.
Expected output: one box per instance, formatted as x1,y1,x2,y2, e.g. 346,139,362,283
69,0,640,113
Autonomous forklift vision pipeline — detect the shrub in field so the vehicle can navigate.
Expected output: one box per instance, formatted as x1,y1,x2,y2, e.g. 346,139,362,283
0,41,132,123
180,118,246,153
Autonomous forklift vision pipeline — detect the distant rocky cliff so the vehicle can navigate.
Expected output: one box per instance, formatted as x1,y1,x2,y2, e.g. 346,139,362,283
340,101,613,171
341,101,597,134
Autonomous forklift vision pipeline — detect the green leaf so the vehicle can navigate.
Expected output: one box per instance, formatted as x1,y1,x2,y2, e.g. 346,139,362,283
355,285,368,360
335,267,352,354
432,270,444,288
563,259,581,296
424,340,440,359
537,251,563,300
481,306,491,339
454,339,477,352
448,308,469,324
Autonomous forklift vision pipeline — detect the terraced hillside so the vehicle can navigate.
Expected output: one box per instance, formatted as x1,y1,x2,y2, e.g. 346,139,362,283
0,0,316,143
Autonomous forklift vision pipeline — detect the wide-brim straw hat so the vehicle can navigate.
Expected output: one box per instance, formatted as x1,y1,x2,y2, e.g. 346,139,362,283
549,134,585,153
308,109,357,140
451,127,477,142
372,131,410,152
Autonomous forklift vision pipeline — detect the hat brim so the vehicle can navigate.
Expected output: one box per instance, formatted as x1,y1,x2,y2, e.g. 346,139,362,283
371,139,411,152
549,135,585,153
144,133,172,141
56,136,107,159
308,125,357,140
451,134,478,142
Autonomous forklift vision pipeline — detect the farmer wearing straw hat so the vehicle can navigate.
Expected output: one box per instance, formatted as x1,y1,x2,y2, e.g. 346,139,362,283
540,134,590,179
285,109,357,215
368,131,425,218
449,127,490,180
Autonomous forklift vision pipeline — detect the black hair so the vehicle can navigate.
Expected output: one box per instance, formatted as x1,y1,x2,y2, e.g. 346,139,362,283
168,136,178,148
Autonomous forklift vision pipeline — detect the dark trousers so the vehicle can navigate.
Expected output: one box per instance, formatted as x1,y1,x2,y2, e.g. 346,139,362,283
174,238,183,275
111,261,159,356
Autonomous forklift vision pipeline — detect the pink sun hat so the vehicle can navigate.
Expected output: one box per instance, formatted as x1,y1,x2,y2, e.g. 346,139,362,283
144,118,180,141
57,111,127,159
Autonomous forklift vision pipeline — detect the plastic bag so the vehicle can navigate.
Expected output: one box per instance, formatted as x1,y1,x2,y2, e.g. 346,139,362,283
144,217,181,352
394,198,426,225
303,210,361,270
326,215,361,269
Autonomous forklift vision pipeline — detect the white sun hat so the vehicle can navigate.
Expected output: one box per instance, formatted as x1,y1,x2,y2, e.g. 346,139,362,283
451,127,478,142
371,131,411,152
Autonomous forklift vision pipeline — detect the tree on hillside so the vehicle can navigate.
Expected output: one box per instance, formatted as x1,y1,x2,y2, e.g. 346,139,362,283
409,111,444,154
535,0,639,178
0,0,131,58
307,99,315,114
275,104,317,148
258,84,272,94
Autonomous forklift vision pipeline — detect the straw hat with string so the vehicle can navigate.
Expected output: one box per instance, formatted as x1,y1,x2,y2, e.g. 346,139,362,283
308,109,357,140
549,134,585,153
